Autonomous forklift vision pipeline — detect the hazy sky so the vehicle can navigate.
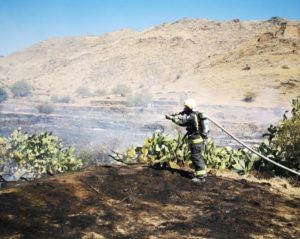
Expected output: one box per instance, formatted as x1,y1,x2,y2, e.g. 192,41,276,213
1,0,300,56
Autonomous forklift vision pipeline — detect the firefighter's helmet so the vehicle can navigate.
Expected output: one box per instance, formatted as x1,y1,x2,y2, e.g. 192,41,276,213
184,98,197,111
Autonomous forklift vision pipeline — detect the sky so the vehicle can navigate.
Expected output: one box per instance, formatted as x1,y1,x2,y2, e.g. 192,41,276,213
0,0,300,56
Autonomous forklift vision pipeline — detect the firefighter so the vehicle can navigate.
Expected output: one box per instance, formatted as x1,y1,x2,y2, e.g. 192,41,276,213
165,99,208,182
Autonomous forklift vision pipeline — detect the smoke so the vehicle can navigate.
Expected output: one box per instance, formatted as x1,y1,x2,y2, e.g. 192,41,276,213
0,100,168,155
0,98,286,158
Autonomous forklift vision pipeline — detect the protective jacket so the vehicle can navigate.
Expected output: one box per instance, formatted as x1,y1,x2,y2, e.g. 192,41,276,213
172,111,207,140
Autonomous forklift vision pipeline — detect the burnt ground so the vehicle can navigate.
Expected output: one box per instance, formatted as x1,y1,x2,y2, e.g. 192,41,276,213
0,165,299,239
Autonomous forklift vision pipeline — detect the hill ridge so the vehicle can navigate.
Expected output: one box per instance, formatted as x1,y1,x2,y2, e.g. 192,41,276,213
0,17,299,107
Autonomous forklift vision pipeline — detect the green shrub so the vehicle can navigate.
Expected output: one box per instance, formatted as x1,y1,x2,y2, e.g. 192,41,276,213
51,95,71,103
0,88,8,103
94,88,107,96
258,98,300,175
127,90,153,107
277,113,300,160
0,130,82,177
78,151,93,165
10,80,31,97
36,102,55,114
243,91,257,102
76,87,91,98
112,83,132,97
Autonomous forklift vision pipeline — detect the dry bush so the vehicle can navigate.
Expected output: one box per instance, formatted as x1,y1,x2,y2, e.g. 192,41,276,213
112,84,132,97
76,87,92,98
94,88,107,96
10,80,31,97
51,95,71,103
0,88,8,103
281,65,290,69
36,102,55,114
243,92,257,102
127,90,153,107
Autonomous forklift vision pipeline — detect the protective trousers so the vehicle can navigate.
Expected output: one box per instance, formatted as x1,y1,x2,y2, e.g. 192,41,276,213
190,139,206,177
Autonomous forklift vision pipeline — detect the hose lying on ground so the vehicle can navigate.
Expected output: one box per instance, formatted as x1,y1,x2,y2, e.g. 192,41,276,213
207,116,300,177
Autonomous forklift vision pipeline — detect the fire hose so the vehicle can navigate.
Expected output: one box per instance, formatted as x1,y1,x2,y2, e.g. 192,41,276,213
207,116,300,177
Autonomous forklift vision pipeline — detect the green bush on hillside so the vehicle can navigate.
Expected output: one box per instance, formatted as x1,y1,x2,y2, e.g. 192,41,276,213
127,89,153,107
76,87,92,98
51,95,71,103
112,84,132,97
10,80,31,97
243,91,257,102
36,102,55,114
94,88,107,96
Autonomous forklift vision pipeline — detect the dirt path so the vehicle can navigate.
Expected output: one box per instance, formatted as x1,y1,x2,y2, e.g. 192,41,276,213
0,166,299,239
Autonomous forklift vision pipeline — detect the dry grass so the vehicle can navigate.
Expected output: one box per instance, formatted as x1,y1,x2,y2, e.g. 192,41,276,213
211,168,300,198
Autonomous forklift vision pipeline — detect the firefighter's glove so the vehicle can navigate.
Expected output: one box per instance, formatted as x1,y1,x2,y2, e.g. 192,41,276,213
165,114,173,120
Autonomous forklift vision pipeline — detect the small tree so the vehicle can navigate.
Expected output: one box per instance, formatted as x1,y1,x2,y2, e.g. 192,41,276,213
10,80,31,97
258,98,300,176
94,88,107,96
0,88,8,103
36,102,55,114
276,99,300,163
243,92,257,102
112,83,132,97
76,87,91,98
51,95,71,103
127,90,153,107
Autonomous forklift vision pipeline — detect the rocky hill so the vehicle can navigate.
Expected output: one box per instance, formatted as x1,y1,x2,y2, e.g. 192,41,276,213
0,17,300,107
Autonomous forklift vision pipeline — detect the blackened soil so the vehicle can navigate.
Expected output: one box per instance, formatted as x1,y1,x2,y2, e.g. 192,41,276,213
0,166,299,239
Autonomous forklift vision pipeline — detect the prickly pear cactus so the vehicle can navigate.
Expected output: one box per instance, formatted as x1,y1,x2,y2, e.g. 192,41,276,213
113,131,190,169
115,131,258,174
0,129,82,181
